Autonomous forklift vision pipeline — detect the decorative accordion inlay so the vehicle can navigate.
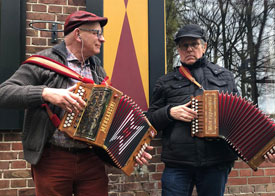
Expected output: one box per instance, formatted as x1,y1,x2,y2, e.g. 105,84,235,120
191,90,275,171
58,82,157,176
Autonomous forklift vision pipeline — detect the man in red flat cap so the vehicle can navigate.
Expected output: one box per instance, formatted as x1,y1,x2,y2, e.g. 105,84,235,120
0,10,152,196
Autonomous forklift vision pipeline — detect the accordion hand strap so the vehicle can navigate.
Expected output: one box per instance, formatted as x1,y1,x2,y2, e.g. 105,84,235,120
179,66,204,90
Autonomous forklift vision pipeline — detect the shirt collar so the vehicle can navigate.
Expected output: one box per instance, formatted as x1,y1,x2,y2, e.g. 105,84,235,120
66,47,79,62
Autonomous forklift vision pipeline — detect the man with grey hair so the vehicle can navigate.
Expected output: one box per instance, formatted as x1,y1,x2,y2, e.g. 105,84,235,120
147,24,238,196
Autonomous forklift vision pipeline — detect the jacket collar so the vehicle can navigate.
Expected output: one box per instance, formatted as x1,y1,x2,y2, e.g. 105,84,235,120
207,62,224,75
52,41,97,67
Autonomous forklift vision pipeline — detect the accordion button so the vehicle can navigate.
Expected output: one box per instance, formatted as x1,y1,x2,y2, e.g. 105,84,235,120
114,94,119,98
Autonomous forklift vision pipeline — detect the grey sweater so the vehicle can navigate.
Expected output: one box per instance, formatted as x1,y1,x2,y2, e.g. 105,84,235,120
0,41,106,164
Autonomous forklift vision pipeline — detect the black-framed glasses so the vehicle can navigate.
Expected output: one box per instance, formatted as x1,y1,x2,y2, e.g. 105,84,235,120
78,28,103,38
179,42,200,51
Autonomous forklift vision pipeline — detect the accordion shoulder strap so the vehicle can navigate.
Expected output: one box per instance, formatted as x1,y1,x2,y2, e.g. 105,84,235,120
179,66,204,90
23,55,95,84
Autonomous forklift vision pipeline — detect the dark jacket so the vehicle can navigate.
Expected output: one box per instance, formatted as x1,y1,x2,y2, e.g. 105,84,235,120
147,57,238,168
0,41,106,164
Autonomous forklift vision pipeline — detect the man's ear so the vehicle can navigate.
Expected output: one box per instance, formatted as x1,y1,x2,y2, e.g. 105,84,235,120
74,28,82,41
203,42,207,53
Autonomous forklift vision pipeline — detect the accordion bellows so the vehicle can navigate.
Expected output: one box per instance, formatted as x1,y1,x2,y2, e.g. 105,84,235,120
59,82,157,176
191,90,275,171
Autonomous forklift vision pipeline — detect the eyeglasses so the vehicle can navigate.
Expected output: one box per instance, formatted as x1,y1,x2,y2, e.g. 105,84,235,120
78,28,103,38
178,42,200,51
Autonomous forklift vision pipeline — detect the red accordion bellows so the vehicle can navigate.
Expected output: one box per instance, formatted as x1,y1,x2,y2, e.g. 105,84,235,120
191,90,275,171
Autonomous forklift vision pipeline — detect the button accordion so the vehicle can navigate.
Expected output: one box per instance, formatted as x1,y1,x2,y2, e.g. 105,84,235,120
191,90,275,171
58,82,157,176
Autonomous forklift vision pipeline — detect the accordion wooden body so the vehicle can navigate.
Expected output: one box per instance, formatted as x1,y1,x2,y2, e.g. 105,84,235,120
58,82,157,176
191,90,275,171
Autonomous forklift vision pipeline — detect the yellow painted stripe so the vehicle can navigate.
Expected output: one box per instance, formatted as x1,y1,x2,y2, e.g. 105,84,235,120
103,0,125,78
127,0,149,105
103,0,149,105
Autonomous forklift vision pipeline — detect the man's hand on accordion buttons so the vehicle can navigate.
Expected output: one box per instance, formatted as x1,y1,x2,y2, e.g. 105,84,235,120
169,101,197,122
135,145,154,166
42,85,86,113
265,147,275,163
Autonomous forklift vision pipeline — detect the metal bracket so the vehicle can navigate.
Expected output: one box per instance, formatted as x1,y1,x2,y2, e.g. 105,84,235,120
29,20,64,43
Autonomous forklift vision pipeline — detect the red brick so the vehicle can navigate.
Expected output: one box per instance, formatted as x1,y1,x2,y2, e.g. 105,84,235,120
27,0,38,3
63,6,78,14
248,177,271,184
39,0,67,5
19,152,24,159
4,170,31,178
18,188,36,196
240,169,252,177
12,143,23,151
124,182,142,191
32,4,47,12
252,168,264,176
27,12,55,21
32,38,47,45
228,169,239,177
0,190,17,196
156,163,164,172
147,164,156,172
0,180,9,188
11,179,27,188
68,0,85,6
0,161,9,169
0,143,11,151
48,5,62,13
26,46,50,54
26,29,39,37
40,31,52,38
11,161,27,169
56,14,68,22
227,177,247,185
265,168,275,176
125,173,149,182
150,173,162,181
0,152,18,160
26,4,32,11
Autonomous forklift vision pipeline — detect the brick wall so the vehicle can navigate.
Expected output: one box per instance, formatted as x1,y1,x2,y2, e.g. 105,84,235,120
0,0,275,195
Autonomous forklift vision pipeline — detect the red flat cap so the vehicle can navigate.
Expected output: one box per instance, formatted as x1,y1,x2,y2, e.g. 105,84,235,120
64,10,108,36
